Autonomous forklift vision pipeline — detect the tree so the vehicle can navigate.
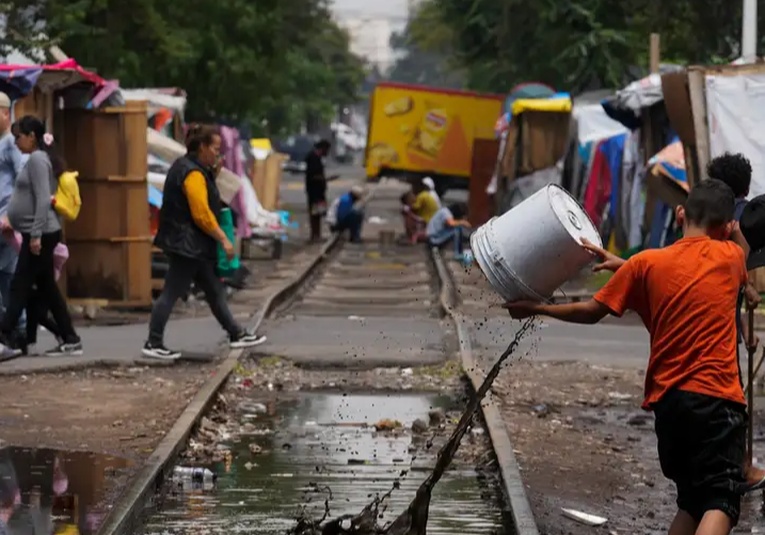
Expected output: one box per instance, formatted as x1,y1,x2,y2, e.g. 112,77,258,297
408,0,750,93
0,0,366,135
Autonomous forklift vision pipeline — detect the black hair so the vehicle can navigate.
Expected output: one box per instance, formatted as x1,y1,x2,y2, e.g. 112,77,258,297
683,179,735,228
448,202,467,220
400,191,413,204
16,115,65,178
315,139,331,151
706,152,751,198
185,123,220,153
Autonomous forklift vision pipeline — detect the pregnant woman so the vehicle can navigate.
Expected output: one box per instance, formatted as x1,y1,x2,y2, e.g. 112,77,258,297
0,116,81,356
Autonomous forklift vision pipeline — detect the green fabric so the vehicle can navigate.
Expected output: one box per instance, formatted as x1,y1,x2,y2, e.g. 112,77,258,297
217,208,240,276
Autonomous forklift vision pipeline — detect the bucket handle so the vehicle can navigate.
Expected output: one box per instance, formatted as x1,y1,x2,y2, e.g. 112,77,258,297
567,210,583,231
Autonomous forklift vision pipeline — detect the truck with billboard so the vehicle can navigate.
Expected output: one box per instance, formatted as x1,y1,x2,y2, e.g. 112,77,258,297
364,82,504,191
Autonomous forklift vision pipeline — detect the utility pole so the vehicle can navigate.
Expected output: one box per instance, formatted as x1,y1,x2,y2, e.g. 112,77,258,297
742,0,758,61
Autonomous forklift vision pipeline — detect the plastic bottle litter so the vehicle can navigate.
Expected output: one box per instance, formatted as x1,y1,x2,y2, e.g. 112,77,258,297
173,466,217,483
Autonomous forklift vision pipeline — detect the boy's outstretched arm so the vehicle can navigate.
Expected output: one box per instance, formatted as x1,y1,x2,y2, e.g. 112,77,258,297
504,299,611,324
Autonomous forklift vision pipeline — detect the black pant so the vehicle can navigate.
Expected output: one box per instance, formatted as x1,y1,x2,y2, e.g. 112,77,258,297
654,389,746,525
148,253,242,345
1,232,78,344
26,287,62,344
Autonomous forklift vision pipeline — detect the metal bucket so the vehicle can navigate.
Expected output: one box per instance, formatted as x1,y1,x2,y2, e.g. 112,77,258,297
470,184,601,302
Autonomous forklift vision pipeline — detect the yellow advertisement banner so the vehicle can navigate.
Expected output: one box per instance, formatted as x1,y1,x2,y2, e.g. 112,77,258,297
366,83,504,179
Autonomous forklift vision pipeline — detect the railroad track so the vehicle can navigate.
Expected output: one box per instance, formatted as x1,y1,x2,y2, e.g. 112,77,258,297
99,182,539,535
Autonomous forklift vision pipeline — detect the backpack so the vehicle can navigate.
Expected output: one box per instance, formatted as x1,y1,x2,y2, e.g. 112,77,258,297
52,171,82,222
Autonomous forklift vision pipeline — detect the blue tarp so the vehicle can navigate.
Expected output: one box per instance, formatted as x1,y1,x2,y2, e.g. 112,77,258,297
148,184,163,208
599,134,627,221
0,67,43,101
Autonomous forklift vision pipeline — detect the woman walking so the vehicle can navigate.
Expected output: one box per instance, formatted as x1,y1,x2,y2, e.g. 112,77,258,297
143,124,266,360
0,115,81,356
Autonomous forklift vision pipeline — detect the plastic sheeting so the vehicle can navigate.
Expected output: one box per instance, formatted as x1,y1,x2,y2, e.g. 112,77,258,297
573,102,628,144
0,59,106,100
706,71,765,198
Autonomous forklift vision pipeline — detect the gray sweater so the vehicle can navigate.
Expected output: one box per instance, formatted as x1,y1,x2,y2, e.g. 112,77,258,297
7,150,60,237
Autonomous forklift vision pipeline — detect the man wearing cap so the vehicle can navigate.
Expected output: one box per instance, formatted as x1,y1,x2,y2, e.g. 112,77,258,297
331,185,365,243
0,92,26,357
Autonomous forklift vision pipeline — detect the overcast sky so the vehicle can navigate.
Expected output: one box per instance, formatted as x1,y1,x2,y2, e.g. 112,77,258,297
331,0,410,22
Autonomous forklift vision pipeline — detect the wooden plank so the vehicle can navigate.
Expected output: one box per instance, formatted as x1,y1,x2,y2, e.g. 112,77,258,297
67,299,110,307
468,138,499,227
688,68,711,179
699,61,765,78
650,33,661,74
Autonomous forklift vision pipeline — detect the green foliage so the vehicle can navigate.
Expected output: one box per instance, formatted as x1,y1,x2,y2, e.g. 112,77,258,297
405,0,752,93
0,0,366,135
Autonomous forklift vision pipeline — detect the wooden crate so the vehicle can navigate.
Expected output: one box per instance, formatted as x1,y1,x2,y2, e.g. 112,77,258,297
57,101,148,180
65,178,150,241
64,238,152,306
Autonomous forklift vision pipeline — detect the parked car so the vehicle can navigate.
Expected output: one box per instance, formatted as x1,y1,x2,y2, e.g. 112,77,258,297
272,135,318,174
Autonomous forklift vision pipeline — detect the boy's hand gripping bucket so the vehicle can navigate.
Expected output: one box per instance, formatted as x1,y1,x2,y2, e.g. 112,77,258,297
470,184,602,302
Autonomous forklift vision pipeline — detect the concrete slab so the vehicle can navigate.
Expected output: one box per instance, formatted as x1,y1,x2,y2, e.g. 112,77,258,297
470,315,650,369
260,315,450,367
0,316,232,374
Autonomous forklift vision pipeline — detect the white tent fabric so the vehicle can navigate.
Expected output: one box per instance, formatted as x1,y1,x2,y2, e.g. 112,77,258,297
705,71,765,198
147,127,185,163
240,177,281,229
573,102,629,144
122,89,187,115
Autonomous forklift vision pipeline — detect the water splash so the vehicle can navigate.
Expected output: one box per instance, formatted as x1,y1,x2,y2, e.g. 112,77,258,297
288,317,537,534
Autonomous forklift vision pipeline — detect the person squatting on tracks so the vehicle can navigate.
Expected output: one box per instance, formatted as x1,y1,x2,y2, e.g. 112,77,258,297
328,185,365,243
144,124,266,361
506,179,765,535
0,116,81,357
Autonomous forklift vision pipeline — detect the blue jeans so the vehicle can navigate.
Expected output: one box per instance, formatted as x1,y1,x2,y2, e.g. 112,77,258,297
334,209,364,242
0,241,26,334
428,226,464,256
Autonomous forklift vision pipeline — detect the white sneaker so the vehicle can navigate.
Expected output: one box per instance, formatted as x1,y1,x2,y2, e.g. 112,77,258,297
142,342,182,360
229,330,267,349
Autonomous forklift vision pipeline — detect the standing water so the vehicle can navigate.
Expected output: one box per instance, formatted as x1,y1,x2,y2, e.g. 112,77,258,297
141,392,505,534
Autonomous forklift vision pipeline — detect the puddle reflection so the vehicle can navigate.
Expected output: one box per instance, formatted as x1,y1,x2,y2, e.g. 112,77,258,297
143,392,505,534
0,447,131,534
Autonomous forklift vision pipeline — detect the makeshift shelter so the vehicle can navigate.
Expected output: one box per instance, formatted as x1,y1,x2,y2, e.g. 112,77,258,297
121,87,186,141
488,94,573,214
0,59,154,306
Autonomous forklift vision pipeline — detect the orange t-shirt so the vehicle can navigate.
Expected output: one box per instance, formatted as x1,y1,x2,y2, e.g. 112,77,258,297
594,236,747,410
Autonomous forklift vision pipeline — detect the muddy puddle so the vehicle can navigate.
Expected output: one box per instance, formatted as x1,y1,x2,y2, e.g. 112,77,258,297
141,392,505,534
0,446,131,534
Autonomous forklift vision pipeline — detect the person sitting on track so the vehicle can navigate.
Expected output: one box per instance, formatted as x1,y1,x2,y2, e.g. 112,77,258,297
400,190,426,244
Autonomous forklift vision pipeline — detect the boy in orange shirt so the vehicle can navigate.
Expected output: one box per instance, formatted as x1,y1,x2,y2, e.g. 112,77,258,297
505,179,754,534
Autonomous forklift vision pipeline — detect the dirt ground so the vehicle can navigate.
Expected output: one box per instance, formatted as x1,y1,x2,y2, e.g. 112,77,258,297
492,360,765,534
0,363,213,507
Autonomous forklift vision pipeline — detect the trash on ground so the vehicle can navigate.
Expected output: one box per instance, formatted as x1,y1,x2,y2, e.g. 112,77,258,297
561,507,608,526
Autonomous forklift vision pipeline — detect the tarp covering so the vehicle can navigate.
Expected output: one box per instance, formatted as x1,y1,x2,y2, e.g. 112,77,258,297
121,88,186,115
573,102,628,144
706,71,765,198
0,59,106,100
504,82,556,114
511,95,572,115
649,138,687,190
